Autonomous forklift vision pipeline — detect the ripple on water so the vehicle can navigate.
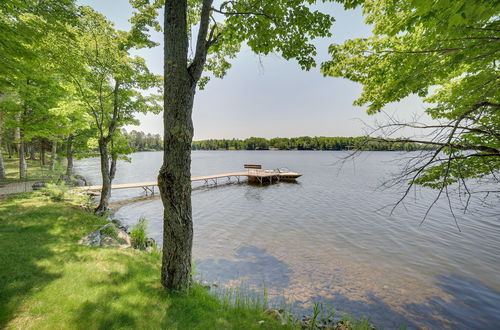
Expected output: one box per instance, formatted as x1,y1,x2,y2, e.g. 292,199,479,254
82,151,500,329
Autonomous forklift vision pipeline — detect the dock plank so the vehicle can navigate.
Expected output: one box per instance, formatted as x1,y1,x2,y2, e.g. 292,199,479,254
77,170,301,191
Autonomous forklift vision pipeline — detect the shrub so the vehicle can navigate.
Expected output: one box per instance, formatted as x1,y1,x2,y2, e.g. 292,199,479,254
130,217,148,250
42,183,68,201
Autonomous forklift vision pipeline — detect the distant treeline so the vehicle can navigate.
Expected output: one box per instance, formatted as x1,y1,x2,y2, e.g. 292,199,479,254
123,130,163,151
191,136,432,151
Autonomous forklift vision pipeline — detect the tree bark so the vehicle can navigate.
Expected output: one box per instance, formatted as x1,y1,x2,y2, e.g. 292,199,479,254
95,139,111,215
15,112,27,179
41,142,46,165
29,142,37,160
50,140,57,171
0,112,5,180
66,135,74,176
158,0,213,292
18,136,26,180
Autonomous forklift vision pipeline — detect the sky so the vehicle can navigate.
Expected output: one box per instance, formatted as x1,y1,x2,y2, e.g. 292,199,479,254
77,0,426,140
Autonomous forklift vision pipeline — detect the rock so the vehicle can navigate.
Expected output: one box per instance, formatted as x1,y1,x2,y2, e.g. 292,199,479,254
73,174,88,186
212,282,219,288
78,223,132,249
117,230,132,246
101,236,119,247
78,229,101,246
264,309,282,321
31,181,46,190
58,174,88,187
111,219,128,232
201,281,211,289
145,237,156,248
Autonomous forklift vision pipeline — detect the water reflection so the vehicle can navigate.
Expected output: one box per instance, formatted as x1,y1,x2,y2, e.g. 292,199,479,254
196,245,292,290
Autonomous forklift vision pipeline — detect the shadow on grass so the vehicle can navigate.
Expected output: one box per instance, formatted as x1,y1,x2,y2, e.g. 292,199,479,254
72,252,282,329
0,202,62,326
0,194,107,327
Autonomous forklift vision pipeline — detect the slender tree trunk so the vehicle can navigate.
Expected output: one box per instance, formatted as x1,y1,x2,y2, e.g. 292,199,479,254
18,136,26,180
158,0,200,292
29,142,36,160
41,142,46,165
15,113,27,179
95,139,112,215
7,143,12,158
66,135,74,176
0,112,5,180
50,140,57,171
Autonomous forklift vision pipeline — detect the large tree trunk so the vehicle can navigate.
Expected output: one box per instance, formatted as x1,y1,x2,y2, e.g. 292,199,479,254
66,135,74,176
50,140,57,171
158,0,200,292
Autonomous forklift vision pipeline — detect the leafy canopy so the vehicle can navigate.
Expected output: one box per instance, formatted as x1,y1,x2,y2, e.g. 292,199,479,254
322,0,500,191
131,0,337,88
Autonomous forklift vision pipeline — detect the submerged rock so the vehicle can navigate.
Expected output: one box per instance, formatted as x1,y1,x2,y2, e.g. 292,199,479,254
79,223,131,249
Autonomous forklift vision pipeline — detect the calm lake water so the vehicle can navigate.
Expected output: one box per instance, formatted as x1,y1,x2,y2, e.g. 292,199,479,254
75,151,500,329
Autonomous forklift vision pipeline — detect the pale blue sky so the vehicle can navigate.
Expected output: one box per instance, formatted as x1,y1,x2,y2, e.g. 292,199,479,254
77,0,425,140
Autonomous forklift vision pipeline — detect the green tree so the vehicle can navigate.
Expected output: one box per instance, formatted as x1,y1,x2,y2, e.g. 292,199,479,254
131,0,342,291
323,0,499,214
64,8,162,214
0,0,79,179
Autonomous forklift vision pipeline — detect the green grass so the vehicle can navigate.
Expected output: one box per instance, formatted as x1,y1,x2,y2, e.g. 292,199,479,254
0,192,292,329
1,156,63,184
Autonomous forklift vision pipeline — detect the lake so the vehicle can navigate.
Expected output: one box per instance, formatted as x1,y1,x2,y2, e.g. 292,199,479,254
75,151,500,329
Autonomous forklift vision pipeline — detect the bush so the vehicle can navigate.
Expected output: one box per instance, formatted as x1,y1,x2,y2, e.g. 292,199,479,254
100,224,118,240
130,217,148,250
42,183,68,201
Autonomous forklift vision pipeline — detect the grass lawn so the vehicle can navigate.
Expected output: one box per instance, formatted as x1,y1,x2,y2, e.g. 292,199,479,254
1,156,62,185
0,192,292,329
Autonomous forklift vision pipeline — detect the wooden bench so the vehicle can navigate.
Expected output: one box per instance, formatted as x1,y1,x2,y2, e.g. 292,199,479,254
244,164,262,170
244,164,262,173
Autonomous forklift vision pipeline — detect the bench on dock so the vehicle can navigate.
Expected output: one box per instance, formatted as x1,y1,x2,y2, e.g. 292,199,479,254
244,164,262,169
244,164,262,173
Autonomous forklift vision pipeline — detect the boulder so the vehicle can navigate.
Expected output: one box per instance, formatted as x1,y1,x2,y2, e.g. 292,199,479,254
79,223,132,249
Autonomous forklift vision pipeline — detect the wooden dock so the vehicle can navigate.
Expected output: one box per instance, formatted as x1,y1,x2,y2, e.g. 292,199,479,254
77,168,301,196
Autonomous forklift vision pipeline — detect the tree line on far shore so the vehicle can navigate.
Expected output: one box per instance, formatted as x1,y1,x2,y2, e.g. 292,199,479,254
191,136,432,151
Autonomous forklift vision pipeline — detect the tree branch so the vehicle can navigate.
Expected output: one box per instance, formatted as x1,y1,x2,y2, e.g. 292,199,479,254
188,0,214,83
